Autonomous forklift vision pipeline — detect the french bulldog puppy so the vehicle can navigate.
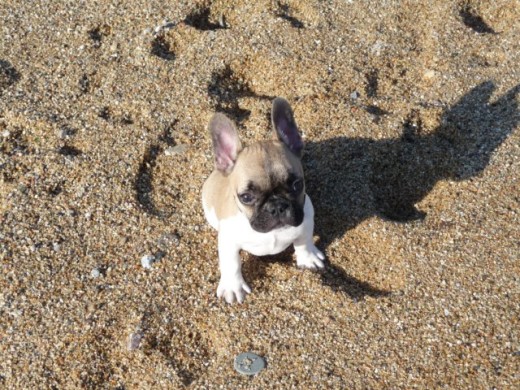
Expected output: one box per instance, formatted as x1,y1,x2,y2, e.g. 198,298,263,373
202,98,325,304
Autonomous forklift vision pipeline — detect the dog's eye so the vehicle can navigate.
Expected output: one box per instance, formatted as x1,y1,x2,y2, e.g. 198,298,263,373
238,192,255,205
292,179,304,193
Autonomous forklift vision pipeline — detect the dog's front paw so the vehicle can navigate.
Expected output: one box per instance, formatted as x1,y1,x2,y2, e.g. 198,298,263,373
295,245,325,270
217,276,252,304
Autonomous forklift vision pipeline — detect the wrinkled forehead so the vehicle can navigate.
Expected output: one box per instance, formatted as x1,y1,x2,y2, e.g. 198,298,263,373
233,142,303,191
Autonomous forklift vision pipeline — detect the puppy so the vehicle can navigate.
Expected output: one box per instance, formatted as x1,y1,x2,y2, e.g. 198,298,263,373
202,98,325,304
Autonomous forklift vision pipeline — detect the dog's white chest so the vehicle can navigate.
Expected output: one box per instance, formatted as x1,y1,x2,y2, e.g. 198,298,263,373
208,196,314,257
238,221,302,256
225,215,303,256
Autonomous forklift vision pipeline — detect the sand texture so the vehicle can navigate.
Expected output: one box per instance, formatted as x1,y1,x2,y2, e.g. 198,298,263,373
1,0,519,388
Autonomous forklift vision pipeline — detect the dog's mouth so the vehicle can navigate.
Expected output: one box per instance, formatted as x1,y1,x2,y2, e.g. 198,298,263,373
250,220,288,233
249,209,304,233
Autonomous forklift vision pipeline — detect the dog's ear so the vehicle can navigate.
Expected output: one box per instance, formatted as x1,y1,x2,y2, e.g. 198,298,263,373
272,97,303,157
209,113,242,173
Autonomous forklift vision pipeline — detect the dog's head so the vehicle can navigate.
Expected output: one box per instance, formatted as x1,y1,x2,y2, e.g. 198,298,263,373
209,98,306,232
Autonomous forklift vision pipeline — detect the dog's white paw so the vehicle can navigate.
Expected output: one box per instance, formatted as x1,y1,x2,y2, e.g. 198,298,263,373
295,245,325,270
217,276,251,304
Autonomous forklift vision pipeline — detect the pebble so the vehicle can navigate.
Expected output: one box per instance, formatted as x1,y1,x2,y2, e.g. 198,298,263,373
127,331,144,351
234,352,266,376
350,91,360,100
423,69,436,80
141,254,155,269
57,129,69,139
164,144,189,156
219,14,226,28
158,232,180,249
91,268,101,278
371,40,384,55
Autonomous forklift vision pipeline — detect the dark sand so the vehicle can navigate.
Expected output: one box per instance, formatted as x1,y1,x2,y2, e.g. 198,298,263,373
1,0,519,388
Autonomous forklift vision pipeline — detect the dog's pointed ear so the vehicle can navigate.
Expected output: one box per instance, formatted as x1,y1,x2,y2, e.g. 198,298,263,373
272,97,303,157
209,113,242,173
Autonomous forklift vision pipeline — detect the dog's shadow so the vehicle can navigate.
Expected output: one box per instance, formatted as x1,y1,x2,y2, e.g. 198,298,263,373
244,246,392,300
245,81,519,300
307,81,519,242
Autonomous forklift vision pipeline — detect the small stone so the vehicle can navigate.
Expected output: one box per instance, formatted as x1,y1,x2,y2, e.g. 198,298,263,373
158,232,180,249
371,40,384,55
57,127,75,139
53,242,61,252
164,144,189,156
424,69,436,80
154,251,166,262
127,331,143,350
350,91,360,100
141,254,155,269
57,129,68,139
91,268,101,278
444,308,450,316
219,14,226,28
234,352,266,376
1,130,10,138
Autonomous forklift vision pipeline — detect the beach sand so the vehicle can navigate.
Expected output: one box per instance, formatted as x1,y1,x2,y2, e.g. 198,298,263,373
1,0,519,388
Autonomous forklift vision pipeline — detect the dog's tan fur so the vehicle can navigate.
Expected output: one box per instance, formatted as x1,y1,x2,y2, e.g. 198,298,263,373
202,140,304,222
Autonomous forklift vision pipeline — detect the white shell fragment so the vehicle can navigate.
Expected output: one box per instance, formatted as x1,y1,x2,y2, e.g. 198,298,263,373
141,254,155,269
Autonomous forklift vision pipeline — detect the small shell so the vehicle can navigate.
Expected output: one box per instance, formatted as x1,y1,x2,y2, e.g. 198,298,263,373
141,254,155,269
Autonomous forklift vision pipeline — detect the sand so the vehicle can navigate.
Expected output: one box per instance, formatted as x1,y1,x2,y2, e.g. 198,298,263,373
1,0,519,388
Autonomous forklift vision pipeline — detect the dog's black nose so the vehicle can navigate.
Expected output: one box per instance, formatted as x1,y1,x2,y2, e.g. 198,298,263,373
266,199,290,217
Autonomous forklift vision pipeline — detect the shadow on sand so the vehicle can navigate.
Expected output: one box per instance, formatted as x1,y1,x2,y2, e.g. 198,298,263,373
247,81,519,299
307,81,519,243
0,59,21,92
